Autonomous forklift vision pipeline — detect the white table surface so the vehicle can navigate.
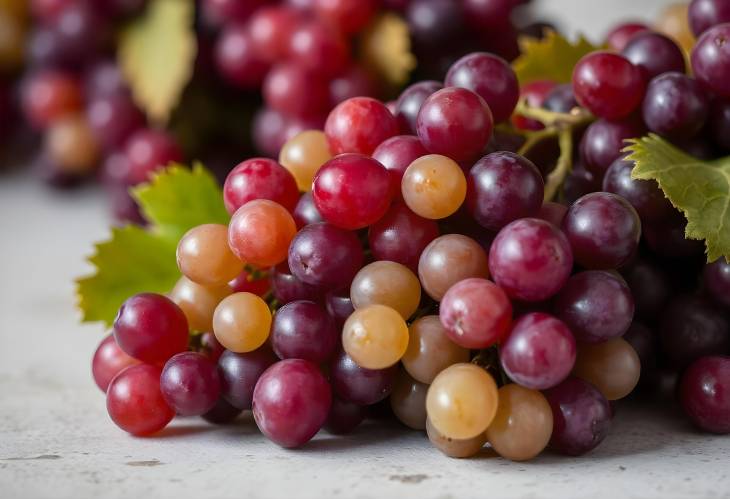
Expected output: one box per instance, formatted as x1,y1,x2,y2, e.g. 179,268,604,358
2,1,729,497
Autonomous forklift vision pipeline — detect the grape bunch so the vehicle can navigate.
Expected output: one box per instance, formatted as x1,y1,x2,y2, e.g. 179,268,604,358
89,0,730,456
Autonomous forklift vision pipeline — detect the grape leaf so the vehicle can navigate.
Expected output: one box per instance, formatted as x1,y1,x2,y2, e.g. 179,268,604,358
360,13,416,87
118,0,197,124
626,134,730,262
512,30,599,85
131,163,230,240
76,164,229,326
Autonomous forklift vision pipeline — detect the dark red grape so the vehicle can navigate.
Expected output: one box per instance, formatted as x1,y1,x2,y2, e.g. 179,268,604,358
544,377,612,456
201,397,242,424
513,79,556,130
271,262,324,304
270,300,338,363
537,201,568,227
123,129,183,185
330,349,397,405
218,348,277,410
288,19,349,77
642,73,709,139
704,258,730,308
394,80,442,134
643,209,705,259
623,259,671,321
252,359,332,448
329,64,378,107
623,322,657,370
313,0,378,34
201,0,262,26
263,62,330,119
602,157,673,222
106,364,174,435
542,83,578,113
325,97,399,155
215,24,270,90
85,60,127,98
621,32,685,80
563,165,600,203
161,352,221,416
200,331,226,363
689,0,730,36
462,0,513,30
372,135,428,194
86,93,145,151
579,117,645,177
691,23,730,98
293,192,324,228
223,158,299,215
709,99,730,151
248,6,302,62
606,22,649,51
679,355,730,433
325,291,355,328
406,0,464,46
92,333,140,392
325,397,365,434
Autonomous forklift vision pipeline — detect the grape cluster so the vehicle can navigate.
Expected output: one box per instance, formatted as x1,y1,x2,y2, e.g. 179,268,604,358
91,3,730,455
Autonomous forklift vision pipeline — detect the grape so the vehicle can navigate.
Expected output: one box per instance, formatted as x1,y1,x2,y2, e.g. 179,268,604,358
177,224,244,287
325,97,398,155
271,262,323,304
643,208,705,259
656,3,696,51
48,2,106,66
214,24,270,89
106,365,174,436
579,117,645,177
689,0,730,36
200,332,225,363
313,0,377,34
512,80,556,130
500,312,576,390
406,0,464,47
622,322,657,374
704,259,730,308
44,115,99,174
642,73,709,139
542,83,578,113
537,201,568,227
659,295,730,368
418,234,490,301
252,107,291,157
621,32,686,80
485,384,553,461
572,52,646,120
328,64,378,107
20,70,81,129
489,218,573,302
85,60,127,99
602,158,673,222
691,23,730,98
218,348,277,410
679,356,730,434
223,158,299,215
325,397,365,434
572,338,641,401
213,292,272,353
86,94,144,152
330,349,397,405
462,0,513,31
439,278,512,349
113,293,189,364
288,19,349,77
201,0,262,27
444,52,519,123
92,334,140,392
279,130,332,192
401,154,467,220
169,277,232,333
466,152,544,231
606,22,649,51
252,359,331,448
709,99,730,151
288,222,364,290
123,129,183,185
563,165,600,203
416,87,493,162
30,0,73,23
263,62,330,119
248,6,302,62
313,154,393,230
554,271,634,344
160,352,221,416
229,267,270,296
293,192,323,228
350,261,421,320
400,315,469,385
323,293,354,332
426,418,486,458
228,199,297,268
562,192,641,270
342,304,409,370
544,377,612,456
394,80,442,134
201,398,242,425
426,363,498,440
390,370,428,430
270,300,338,363
372,135,428,194
368,202,439,272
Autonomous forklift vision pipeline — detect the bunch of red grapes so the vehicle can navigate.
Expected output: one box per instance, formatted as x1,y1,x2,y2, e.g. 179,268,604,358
90,0,730,459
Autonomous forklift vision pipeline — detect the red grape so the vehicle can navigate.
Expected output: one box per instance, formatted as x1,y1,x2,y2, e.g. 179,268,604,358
106,364,174,436
218,348,278,410
91,333,140,393
223,158,299,215
680,355,730,434
325,97,399,155
160,352,221,416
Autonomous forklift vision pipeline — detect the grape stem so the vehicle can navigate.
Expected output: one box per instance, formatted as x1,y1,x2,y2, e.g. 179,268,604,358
516,127,559,157
514,98,592,128
543,129,574,202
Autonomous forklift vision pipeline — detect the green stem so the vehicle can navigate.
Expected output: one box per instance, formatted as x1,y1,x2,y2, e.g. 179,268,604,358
543,129,574,202
514,98,593,128
516,127,559,156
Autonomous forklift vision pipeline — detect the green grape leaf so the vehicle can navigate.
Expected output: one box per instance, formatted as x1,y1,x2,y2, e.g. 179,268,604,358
118,0,197,124
76,164,229,326
131,163,230,240
626,134,730,262
512,30,599,85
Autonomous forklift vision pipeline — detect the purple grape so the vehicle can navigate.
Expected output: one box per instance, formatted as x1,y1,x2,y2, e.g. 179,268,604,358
537,201,568,227
562,192,641,270
271,262,324,305
679,355,730,434
643,209,705,259
160,352,221,416
394,81,442,134
579,117,645,177
324,397,366,434
293,192,323,228
563,165,601,203
623,259,671,321
691,23,730,98
489,218,573,302
544,377,612,456
372,135,428,192
623,322,657,372
270,300,338,363
85,60,128,98
201,397,243,424
288,222,364,291
406,0,464,47
218,348,277,410
466,152,544,231
709,99,730,151
704,259,730,308
444,52,520,123
554,271,634,343
499,312,576,390
86,93,145,151
325,291,355,328
642,73,709,139
543,83,578,113
252,359,332,448
621,32,685,80
660,295,730,368
689,0,730,36
602,157,673,222
330,349,397,405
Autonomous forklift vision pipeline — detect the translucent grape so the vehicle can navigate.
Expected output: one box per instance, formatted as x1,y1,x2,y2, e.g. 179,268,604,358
91,334,140,393
426,418,486,458
401,154,467,220
213,292,272,353
223,158,299,215
350,261,421,320
342,304,409,370
402,315,470,384
169,277,232,333
278,130,332,192
324,97,398,155
177,224,244,287
572,338,641,401
228,200,297,268
418,234,489,301
106,365,174,436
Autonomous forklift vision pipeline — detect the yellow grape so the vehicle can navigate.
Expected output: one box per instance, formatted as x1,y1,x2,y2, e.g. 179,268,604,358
655,3,694,51
350,260,421,320
401,154,466,219
573,337,641,400
418,234,489,301
177,224,244,287
389,370,428,430
169,276,232,332
213,292,271,353
402,315,470,384
426,418,487,458
278,130,332,191
45,115,99,174
342,304,409,370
